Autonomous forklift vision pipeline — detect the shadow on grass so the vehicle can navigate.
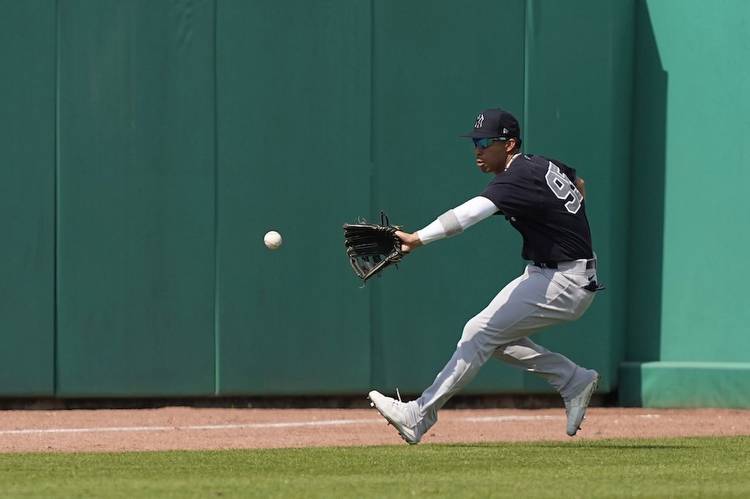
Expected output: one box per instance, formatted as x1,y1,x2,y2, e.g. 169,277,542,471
436,442,694,450
535,444,689,450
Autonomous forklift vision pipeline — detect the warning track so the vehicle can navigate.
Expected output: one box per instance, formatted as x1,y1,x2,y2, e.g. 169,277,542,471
1,407,748,453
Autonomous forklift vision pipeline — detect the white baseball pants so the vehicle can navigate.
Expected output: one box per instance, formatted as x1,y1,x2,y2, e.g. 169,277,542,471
416,260,598,424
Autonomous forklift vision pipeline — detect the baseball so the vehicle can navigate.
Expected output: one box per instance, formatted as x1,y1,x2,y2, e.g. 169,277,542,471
263,230,283,250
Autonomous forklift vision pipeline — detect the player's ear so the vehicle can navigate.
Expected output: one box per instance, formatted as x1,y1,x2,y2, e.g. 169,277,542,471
506,138,517,153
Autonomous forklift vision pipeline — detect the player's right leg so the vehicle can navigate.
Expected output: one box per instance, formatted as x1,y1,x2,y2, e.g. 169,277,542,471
366,390,428,445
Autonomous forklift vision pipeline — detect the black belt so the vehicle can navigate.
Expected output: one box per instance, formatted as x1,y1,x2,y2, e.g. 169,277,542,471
533,259,605,292
533,259,596,270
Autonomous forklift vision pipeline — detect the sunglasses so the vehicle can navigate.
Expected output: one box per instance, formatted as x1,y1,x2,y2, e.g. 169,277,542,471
472,137,507,149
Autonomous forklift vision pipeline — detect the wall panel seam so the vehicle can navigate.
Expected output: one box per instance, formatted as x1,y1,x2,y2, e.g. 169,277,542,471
368,0,376,388
53,0,60,396
213,0,220,395
522,0,530,147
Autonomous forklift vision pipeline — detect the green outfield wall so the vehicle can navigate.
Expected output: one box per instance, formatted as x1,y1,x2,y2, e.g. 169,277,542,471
1,0,745,407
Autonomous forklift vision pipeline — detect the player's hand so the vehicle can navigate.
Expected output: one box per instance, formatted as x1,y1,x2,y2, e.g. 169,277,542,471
395,230,422,253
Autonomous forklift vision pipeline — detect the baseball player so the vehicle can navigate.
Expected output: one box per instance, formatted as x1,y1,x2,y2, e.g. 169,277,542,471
369,108,602,444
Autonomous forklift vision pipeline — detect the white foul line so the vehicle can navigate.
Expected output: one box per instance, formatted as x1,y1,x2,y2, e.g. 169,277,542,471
0,419,382,436
0,414,573,437
465,415,564,422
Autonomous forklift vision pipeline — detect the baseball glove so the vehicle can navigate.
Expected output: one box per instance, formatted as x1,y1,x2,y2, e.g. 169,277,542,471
343,212,404,282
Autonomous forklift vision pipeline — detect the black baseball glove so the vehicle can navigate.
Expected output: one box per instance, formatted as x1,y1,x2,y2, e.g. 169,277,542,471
343,212,404,282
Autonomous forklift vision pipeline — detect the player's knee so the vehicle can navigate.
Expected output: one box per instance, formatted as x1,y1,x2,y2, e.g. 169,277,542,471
498,344,532,361
458,316,485,345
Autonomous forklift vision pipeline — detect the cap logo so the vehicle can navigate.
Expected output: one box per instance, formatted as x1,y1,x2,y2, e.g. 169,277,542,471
502,128,509,134
474,114,484,129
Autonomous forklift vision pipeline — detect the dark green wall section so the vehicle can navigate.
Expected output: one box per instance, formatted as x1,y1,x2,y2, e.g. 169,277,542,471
56,0,216,396
215,0,372,395
370,0,528,394
1,0,637,399
0,1,56,396
522,0,633,393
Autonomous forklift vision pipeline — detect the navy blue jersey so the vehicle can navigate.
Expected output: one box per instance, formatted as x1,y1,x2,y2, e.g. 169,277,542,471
480,154,593,263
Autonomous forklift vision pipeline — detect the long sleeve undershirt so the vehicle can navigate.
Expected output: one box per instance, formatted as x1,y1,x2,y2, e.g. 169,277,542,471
416,196,498,245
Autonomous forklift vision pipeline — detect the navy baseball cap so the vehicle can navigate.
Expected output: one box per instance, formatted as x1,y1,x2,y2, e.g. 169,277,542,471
461,108,521,141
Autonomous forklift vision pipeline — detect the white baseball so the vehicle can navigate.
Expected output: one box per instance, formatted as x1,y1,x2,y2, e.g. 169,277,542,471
263,230,283,250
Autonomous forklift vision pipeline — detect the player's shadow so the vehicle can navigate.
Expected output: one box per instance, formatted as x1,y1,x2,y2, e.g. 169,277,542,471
443,443,689,450
532,443,689,450
620,0,668,405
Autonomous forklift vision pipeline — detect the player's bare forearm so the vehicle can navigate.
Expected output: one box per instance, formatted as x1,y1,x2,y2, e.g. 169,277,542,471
395,230,422,253
575,177,586,199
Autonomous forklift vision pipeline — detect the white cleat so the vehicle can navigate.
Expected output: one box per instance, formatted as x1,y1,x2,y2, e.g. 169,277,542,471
367,390,426,445
564,370,599,437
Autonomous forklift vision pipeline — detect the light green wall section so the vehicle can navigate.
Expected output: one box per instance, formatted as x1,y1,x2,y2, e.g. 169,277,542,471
644,1,750,362
620,0,750,407
620,361,750,408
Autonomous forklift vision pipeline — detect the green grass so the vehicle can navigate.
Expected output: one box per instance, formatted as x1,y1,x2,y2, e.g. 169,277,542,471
1,436,749,498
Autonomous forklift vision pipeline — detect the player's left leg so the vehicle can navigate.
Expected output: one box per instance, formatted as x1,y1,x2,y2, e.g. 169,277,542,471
492,337,599,435
492,337,596,400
